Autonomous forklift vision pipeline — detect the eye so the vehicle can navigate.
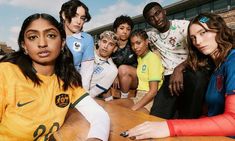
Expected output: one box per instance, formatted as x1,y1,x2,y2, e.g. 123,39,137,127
80,16,86,21
200,30,206,36
108,43,115,48
190,36,196,42
27,35,38,41
47,33,57,39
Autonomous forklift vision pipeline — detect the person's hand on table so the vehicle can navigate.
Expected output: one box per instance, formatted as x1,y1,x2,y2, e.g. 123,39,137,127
126,121,170,140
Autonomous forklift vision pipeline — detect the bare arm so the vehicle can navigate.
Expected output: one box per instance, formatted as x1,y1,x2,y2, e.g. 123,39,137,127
169,61,187,96
131,81,158,111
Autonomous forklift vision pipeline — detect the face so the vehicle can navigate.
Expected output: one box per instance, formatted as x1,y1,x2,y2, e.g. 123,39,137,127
189,23,218,57
22,18,64,67
145,5,168,30
115,23,132,41
63,6,86,35
97,37,117,59
130,35,149,57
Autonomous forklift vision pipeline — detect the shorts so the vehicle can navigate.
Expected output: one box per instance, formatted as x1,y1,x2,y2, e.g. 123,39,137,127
131,90,154,111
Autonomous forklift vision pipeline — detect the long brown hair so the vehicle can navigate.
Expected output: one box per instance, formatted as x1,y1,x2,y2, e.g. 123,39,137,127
187,13,235,71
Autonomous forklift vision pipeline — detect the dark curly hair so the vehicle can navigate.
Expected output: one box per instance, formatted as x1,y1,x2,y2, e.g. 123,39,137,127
112,15,134,32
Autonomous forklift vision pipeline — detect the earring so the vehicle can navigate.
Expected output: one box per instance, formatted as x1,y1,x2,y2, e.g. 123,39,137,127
61,47,64,53
24,50,28,55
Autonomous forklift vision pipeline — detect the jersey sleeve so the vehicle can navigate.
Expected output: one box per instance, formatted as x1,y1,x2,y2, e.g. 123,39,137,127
167,94,235,136
225,52,235,95
82,34,95,62
148,53,164,82
0,64,6,122
69,87,89,108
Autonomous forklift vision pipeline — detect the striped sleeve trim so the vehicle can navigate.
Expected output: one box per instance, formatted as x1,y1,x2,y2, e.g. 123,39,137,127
69,93,89,108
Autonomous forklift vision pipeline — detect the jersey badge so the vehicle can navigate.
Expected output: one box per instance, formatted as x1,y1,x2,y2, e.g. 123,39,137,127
73,41,82,52
55,94,70,108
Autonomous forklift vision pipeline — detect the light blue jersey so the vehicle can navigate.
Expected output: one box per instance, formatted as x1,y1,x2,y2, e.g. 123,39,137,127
66,32,95,71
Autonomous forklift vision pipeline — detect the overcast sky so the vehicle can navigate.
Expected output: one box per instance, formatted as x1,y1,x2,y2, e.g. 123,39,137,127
0,0,179,50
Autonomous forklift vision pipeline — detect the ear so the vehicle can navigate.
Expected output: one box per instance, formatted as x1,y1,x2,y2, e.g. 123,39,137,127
113,45,118,53
61,40,66,51
163,9,167,16
62,12,66,21
21,42,28,55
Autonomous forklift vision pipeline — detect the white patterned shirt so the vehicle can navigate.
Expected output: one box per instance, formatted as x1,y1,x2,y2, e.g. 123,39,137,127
147,20,189,75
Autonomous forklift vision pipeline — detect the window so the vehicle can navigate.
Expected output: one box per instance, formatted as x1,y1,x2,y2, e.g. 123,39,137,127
213,0,228,12
174,11,185,19
200,3,211,13
167,15,174,20
186,8,197,20
231,0,235,8
138,22,146,30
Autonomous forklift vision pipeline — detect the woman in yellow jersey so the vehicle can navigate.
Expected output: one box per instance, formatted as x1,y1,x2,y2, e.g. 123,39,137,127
129,29,164,113
0,13,110,141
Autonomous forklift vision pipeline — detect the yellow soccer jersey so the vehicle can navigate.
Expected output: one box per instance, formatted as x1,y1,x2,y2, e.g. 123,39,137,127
137,51,164,91
0,62,88,141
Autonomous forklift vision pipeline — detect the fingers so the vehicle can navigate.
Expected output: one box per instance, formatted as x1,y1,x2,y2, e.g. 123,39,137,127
169,82,184,96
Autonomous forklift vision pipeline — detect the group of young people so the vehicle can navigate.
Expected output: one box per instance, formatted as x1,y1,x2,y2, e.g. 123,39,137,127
0,0,234,140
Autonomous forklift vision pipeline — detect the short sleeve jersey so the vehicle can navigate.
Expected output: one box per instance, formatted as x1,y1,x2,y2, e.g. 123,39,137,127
206,49,235,116
147,20,189,75
137,51,164,91
111,41,137,68
66,32,95,71
0,62,88,141
89,51,118,97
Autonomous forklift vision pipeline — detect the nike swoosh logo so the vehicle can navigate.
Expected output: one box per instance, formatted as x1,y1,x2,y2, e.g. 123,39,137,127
17,100,35,107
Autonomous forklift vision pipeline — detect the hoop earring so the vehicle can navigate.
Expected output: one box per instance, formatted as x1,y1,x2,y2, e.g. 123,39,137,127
24,50,28,55
61,47,64,53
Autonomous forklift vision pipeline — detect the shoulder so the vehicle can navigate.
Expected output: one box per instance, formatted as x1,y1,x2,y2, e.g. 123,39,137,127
0,62,17,71
171,19,190,27
226,49,235,62
81,32,93,40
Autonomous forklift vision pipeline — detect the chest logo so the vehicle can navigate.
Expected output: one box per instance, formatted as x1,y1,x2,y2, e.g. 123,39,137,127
17,100,35,107
141,64,147,73
73,41,82,52
216,75,224,92
55,94,70,108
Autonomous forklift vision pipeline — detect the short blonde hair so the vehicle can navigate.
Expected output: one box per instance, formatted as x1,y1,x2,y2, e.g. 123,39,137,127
99,30,119,44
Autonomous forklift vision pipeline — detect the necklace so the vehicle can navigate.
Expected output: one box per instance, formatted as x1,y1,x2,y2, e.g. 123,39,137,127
158,21,171,40
158,29,171,40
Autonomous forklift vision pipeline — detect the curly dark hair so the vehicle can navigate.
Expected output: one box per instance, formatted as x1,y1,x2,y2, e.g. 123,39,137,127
112,15,134,32
187,13,235,71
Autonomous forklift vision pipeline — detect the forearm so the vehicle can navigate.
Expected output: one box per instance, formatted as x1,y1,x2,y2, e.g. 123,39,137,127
132,92,155,111
76,96,110,141
167,95,235,136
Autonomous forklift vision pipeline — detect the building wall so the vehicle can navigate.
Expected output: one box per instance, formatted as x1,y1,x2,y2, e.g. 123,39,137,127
88,0,235,41
0,42,15,55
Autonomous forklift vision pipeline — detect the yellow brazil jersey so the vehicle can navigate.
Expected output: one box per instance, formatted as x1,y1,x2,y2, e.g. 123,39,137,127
0,62,88,141
137,51,164,91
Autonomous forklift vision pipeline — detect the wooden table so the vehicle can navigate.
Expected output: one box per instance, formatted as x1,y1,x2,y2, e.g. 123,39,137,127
63,99,234,141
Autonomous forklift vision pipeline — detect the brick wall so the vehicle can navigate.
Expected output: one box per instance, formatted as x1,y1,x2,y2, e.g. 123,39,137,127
219,9,235,29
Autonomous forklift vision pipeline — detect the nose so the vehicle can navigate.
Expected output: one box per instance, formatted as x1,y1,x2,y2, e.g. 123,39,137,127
38,37,47,48
194,36,202,46
153,15,160,22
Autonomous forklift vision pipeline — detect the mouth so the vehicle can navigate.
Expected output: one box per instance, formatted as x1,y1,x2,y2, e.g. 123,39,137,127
38,50,50,57
157,21,164,26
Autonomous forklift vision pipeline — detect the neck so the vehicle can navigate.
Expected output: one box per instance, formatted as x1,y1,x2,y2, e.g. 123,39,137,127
158,20,171,33
118,40,128,49
96,49,109,60
33,63,55,76
64,25,79,36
